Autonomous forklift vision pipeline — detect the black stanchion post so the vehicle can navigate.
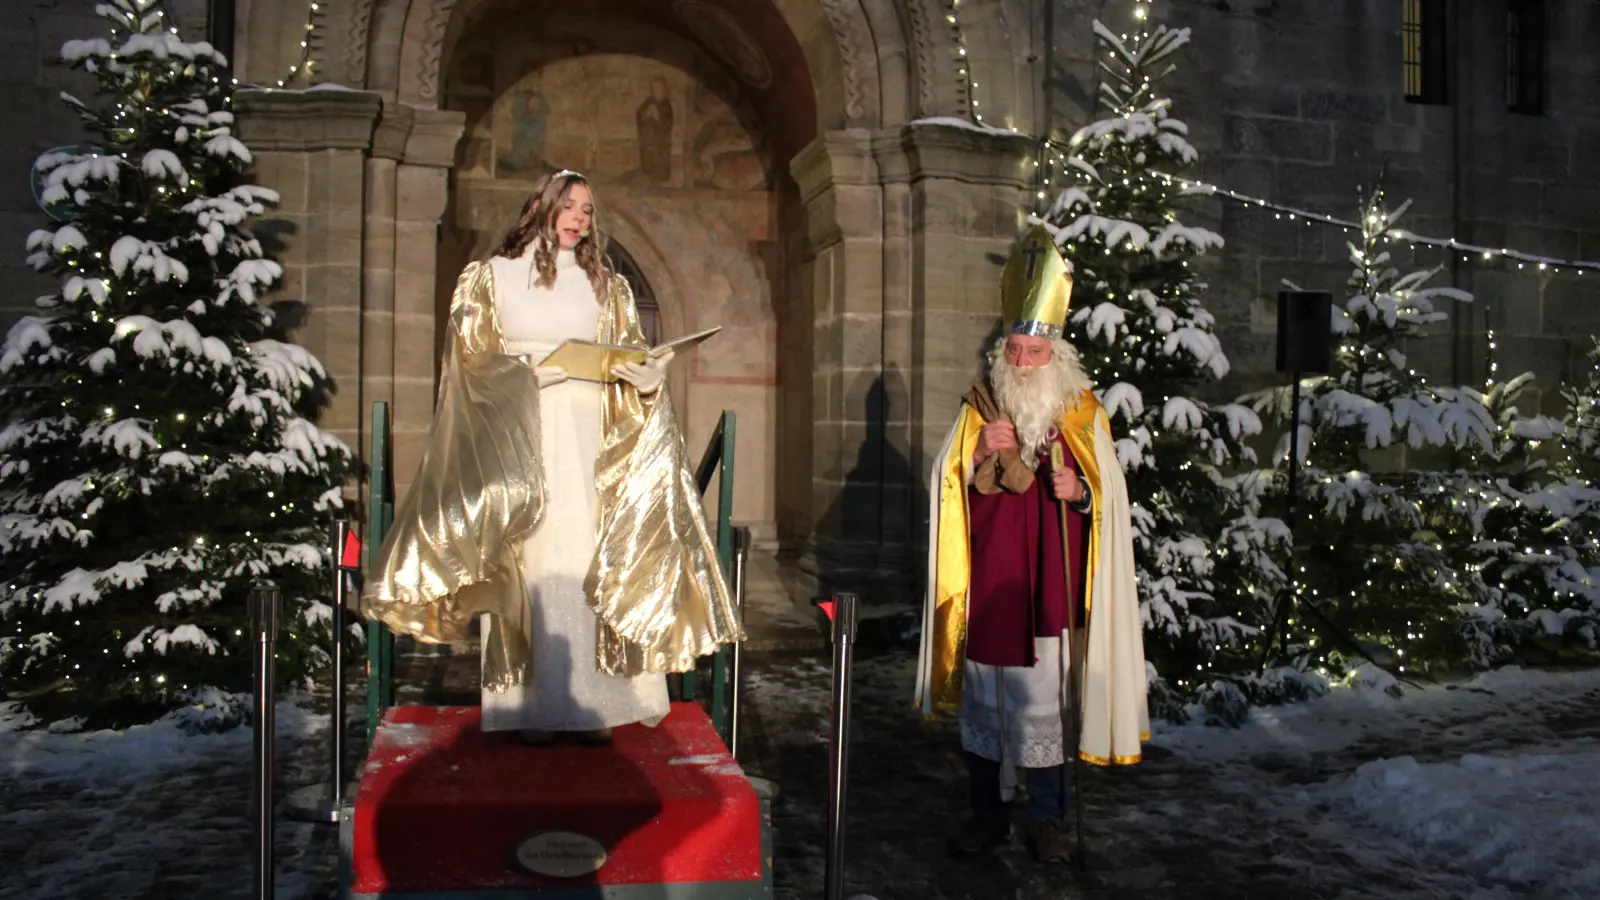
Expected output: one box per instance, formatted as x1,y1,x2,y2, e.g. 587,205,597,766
821,591,858,900
729,527,780,806
287,521,354,823
250,581,282,900
331,524,347,806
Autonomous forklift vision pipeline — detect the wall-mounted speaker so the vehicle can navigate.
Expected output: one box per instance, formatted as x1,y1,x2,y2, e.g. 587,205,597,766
1276,290,1334,374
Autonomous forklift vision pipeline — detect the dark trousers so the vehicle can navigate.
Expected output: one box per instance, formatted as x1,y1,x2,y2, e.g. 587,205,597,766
967,752,1066,824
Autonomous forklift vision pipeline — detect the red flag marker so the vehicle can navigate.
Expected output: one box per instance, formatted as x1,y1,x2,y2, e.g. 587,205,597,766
341,531,363,570
816,599,837,622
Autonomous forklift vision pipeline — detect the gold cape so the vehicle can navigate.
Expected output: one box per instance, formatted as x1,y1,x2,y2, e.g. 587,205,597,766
913,390,1151,765
359,260,744,690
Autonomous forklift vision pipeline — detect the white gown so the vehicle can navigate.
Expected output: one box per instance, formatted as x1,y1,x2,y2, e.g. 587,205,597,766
960,638,1072,770
478,246,671,733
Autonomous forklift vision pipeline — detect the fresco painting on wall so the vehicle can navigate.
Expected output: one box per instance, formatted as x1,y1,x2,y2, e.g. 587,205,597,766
493,57,694,185
690,82,767,191
460,139,494,180
496,87,553,176
636,77,675,184
630,201,776,384
457,49,774,384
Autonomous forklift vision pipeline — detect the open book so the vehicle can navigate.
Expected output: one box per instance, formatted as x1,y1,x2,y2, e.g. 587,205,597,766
536,326,722,383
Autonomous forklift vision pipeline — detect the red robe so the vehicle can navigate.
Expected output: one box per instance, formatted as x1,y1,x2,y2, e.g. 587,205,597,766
964,430,1090,669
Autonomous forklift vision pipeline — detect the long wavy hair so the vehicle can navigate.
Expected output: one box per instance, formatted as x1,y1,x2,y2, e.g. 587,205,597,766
494,170,610,294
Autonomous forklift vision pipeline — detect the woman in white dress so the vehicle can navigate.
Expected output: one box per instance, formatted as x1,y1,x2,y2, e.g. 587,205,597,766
481,173,671,744
361,170,742,745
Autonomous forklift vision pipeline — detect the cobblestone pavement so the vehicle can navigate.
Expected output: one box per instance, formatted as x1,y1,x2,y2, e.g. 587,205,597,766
736,648,1600,900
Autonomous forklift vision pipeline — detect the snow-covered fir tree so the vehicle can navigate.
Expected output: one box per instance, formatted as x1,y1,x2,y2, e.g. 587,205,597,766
0,0,354,728
1246,189,1496,682
1040,11,1283,715
1549,339,1600,648
1422,346,1585,663
1562,338,1600,486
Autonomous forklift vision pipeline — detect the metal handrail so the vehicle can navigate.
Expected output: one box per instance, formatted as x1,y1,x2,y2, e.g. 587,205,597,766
686,411,739,746
694,413,728,494
360,403,742,745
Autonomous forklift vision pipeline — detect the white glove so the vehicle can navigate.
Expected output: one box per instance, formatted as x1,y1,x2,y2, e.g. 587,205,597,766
535,366,567,389
611,350,673,395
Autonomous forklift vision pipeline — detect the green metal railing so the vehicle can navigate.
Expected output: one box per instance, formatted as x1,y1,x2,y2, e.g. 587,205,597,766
690,410,738,742
359,402,741,746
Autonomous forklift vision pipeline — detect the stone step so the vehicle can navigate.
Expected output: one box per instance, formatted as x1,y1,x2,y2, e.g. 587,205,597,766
738,547,829,652
387,546,920,703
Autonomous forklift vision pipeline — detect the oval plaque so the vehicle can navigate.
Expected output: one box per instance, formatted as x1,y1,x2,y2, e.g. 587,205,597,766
513,831,608,878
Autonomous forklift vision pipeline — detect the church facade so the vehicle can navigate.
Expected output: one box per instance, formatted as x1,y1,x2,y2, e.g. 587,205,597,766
3,0,1598,610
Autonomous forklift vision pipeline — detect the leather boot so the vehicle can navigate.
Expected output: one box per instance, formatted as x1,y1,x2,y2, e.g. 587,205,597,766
1023,819,1072,865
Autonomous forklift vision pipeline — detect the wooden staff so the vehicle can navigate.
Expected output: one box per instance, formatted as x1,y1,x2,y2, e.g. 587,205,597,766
1049,442,1089,870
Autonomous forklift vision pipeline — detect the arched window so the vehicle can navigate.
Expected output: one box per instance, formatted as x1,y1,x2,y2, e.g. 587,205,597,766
605,242,659,345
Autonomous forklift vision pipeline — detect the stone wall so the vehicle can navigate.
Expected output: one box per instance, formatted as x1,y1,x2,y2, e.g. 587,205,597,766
1049,0,1600,413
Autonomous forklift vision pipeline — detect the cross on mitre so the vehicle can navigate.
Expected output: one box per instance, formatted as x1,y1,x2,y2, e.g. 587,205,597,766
1023,238,1046,281
999,224,1074,339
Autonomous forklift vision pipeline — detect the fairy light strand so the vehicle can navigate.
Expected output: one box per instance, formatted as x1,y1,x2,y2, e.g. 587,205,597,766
234,1,321,90
955,0,1592,277
1031,4,1155,212
1149,169,1600,275
947,0,981,124
1031,134,1599,276
1021,0,1596,277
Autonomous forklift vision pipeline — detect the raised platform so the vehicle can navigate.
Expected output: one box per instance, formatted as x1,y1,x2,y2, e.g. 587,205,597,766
343,703,771,899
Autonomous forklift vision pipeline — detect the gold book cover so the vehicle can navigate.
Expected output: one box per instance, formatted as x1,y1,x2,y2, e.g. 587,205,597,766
537,326,722,383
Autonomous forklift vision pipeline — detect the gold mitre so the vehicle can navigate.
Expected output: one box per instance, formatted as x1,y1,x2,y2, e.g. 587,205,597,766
1000,224,1073,339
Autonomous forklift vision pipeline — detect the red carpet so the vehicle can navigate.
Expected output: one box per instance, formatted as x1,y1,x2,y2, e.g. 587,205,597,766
349,703,765,895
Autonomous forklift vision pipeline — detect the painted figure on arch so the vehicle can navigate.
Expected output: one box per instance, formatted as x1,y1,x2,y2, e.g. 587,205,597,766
362,170,743,744
916,224,1148,863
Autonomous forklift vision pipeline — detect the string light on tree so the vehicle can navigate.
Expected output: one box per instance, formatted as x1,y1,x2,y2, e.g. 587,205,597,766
1038,7,1285,712
1,0,355,729
1036,2,1156,213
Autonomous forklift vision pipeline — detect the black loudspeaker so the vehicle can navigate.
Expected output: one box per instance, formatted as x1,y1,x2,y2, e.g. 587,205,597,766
1275,290,1334,374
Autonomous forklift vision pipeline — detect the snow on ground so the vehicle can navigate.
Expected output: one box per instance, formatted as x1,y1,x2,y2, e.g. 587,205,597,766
0,692,349,900
3,652,1598,900
1325,750,1600,894
1148,665,1600,899
742,652,1600,900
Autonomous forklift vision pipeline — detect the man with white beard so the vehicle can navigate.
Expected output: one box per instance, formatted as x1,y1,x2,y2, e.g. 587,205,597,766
916,225,1148,864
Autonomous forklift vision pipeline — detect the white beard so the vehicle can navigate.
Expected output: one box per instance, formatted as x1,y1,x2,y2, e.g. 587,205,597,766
988,337,1093,468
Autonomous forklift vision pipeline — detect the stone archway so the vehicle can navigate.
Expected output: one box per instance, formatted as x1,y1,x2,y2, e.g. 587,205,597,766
436,8,795,541
233,0,1043,611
